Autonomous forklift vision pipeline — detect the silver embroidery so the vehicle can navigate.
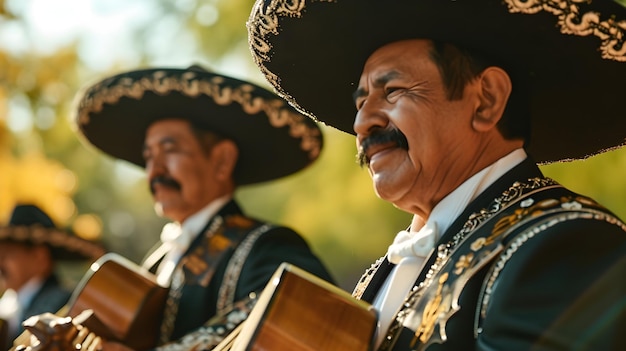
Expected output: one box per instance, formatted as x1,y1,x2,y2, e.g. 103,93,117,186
476,208,626,331
352,256,386,299
379,178,559,351
216,224,274,314
247,0,626,110
505,0,626,61
247,0,335,120
155,296,257,351
159,216,224,344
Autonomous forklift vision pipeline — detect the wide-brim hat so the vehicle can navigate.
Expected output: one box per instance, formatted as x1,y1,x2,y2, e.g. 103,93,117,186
74,66,323,185
247,0,626,164
0,204,106,261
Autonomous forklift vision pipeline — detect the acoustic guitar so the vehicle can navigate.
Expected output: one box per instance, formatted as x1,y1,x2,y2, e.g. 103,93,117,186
215,263,377,351
67,253,169,350
16,260,377,351
12,253,168,351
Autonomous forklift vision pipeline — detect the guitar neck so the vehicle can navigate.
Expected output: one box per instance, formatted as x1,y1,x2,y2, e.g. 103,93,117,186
213,323,244,351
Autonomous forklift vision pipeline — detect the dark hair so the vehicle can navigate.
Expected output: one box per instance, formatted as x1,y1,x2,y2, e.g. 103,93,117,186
428,41,530,143
188,121,228,155
186,120,240,187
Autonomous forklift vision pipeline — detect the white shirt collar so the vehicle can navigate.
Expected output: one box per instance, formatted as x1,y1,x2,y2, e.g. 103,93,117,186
159,194,232,244
386,148,527,264
422,148,527,239
156,194,232,286
16,276,46,309
181,194,232,238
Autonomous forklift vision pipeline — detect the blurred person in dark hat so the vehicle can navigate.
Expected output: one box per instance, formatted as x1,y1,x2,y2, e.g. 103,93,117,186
0,203,105,348
242,0,626,350
65,65,333,350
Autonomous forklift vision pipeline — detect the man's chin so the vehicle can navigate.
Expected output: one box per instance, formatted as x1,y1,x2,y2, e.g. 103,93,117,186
372,177,393,201
153,202,166,218
372,174,405,203
154,202,188,222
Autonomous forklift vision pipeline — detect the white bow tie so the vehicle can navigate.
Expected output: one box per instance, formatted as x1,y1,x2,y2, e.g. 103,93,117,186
386,223,437,264
156,223,195,286
160,222,193,249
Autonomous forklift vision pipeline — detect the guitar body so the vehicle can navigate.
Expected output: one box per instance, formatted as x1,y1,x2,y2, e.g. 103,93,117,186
67,253,168,351
227,263,377,351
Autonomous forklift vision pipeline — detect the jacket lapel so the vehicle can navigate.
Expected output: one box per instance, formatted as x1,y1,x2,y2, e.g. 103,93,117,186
358,158,544,300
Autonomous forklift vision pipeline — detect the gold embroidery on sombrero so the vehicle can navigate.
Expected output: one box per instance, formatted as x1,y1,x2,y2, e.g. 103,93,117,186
505,0,626,62
247,0,333,121
0,226,104,258
247,0,626,101
78,71,321,160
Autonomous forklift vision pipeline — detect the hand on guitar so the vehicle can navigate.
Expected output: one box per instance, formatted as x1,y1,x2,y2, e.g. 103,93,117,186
12,311,103,351
63,333,135,351
11,310,133,351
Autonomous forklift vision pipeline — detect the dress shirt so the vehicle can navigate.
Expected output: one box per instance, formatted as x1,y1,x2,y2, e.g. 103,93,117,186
156,195,232,286
0,277,45,337
372,148,527,348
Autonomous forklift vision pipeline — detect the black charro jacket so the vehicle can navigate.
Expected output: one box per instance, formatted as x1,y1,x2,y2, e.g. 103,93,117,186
5,274,71,347
354,158,626,351
153,200,334,344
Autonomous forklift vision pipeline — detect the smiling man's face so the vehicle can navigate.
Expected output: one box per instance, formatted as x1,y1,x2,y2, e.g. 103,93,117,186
353,39,483,216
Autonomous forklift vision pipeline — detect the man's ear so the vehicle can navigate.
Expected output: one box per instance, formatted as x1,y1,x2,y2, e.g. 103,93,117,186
472,66,512,132
211,139,239,181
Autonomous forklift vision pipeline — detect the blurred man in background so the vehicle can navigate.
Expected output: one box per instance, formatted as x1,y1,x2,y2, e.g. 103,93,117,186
0,204,105,348
70,65,333,350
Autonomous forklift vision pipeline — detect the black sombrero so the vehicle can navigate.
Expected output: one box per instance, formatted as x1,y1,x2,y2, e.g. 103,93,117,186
74,66,323,185
247,0,626,164
0,204,106,261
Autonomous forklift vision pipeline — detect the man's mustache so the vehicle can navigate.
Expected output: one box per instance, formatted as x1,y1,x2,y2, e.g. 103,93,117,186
357,129,409,167
150,175,181,194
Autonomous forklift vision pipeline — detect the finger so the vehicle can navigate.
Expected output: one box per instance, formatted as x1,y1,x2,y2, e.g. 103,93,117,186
83,332,96,348
86,336,103,351
73,327,90,346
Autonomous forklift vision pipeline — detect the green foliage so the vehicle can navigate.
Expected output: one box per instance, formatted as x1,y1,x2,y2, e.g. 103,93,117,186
541,148,626,221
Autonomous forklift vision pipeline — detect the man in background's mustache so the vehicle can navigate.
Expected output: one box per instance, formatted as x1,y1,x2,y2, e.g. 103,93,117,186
150,175,181,194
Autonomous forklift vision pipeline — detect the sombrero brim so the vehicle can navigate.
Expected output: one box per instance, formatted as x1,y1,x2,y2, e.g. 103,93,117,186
0,225,106,261
247,0,626,163
74,68,323,185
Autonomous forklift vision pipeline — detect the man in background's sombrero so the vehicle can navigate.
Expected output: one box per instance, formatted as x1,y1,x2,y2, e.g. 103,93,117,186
71,65,333,349
0,204,105,348
245,1,626,350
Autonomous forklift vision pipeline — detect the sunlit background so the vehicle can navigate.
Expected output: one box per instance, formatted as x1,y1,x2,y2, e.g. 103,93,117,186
1,0,624,290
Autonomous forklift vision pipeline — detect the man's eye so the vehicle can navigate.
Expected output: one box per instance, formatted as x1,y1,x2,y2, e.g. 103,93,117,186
163,143,178,153
385,87,405,103
355,98,365,110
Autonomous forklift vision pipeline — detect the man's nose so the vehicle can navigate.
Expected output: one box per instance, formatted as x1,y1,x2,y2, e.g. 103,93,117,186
353,100,389,137
145,156,166,179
